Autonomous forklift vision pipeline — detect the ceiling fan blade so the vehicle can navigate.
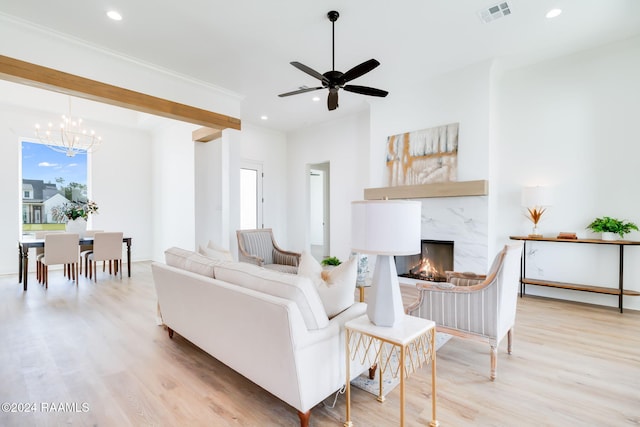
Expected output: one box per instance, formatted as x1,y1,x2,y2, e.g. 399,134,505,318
327,90,339,110
342,59,380,83
278,86,324,97
344,85,389,97
290,62,329,84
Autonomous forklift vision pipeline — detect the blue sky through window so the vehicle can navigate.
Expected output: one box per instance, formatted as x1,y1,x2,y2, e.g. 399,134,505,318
22,141,87,185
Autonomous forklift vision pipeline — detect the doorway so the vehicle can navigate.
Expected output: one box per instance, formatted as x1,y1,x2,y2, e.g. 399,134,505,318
309,162,330,261
240,161,263,230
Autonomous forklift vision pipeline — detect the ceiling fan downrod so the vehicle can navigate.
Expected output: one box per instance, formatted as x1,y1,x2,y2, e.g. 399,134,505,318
328,11,339,72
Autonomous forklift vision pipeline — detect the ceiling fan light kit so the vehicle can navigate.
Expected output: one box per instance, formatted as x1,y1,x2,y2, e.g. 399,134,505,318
278,10,388,111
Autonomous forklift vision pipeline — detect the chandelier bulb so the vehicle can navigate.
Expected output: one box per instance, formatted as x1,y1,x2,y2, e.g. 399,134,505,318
34,97,102,155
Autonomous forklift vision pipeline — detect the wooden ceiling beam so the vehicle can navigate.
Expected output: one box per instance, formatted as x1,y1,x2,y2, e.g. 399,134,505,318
0,55,241,131
192,127,222,142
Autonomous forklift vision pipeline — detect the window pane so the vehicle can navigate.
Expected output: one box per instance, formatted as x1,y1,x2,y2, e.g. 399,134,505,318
21,141,88,235
240,168,258,229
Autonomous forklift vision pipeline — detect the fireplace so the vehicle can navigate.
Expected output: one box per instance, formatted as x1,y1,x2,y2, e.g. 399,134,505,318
395,239,454,282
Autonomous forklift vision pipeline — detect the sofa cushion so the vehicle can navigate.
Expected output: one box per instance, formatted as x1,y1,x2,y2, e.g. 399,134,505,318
298,252,357,318
165,247,221,278
264,263,299,274
213,261,329,330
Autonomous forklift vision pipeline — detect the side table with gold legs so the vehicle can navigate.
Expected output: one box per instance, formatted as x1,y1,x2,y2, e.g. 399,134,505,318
344,314,438,427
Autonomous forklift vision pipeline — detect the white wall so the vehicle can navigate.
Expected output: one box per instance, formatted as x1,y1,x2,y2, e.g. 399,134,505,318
369,61,494,264
287,111,370,260
495,35,640,310
88,119,153,262
370,60,493,187
239,123,289,246
0,104,33,274
194,136,223,252
151,121,198,260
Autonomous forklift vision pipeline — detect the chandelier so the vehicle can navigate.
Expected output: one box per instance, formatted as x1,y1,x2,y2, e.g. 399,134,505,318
34,98,102,157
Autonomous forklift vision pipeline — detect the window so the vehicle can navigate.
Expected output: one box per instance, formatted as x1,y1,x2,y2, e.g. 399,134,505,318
21,141,89,235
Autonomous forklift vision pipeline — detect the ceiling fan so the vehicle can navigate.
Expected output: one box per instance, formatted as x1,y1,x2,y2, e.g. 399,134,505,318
278,10,389,111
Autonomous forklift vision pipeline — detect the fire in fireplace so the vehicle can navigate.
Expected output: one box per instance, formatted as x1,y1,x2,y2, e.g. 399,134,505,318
395,239,454,282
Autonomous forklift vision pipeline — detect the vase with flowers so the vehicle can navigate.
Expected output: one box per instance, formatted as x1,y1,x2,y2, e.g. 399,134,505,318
51,200,99,238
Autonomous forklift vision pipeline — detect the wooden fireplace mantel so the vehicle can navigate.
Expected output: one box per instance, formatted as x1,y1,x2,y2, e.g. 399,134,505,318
364,180,488,200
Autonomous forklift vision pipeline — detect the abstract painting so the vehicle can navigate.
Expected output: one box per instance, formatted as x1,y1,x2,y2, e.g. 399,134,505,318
386,122,459,186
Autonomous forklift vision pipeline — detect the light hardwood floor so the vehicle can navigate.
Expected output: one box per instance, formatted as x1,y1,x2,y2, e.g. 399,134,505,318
1,262,639,426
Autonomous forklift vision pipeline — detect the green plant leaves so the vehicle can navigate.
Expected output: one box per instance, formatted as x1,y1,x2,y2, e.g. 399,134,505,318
586,216,639,237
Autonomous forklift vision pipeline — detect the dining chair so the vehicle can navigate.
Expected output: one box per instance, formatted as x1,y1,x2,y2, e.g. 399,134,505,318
34,230,64,284
39,233,80,289
88,232,124,282
79,229,103,277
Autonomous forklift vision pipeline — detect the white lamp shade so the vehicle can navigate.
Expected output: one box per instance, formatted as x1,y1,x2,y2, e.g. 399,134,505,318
351,200,421,256
521,186,552,207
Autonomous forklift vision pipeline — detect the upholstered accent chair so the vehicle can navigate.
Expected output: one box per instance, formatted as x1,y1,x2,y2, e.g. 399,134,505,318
406,242,524,380
236,228,301,274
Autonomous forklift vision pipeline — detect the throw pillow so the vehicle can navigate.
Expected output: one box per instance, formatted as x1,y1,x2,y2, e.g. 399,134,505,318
165,247,219,278
298,252,357,318
297,251,324,286
200,242,233,261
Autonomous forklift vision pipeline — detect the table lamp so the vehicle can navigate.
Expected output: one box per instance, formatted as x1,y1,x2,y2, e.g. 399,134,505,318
351,200,421,327
521,186,552,237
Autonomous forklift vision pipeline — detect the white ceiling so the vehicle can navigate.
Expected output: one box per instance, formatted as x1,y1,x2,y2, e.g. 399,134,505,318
1,0,640,132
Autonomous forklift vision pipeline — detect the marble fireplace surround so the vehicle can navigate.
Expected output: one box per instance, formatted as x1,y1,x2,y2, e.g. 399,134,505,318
364,180,489,275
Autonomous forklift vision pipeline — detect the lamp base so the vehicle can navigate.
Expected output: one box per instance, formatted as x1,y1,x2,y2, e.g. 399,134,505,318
367,255,405,327
528,225,542,238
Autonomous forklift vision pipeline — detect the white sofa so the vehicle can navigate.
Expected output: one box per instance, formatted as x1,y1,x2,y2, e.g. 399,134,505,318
151,247,368,426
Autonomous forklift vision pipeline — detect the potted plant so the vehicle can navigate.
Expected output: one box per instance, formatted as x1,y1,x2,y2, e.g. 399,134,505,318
321,256,342,267
586,216,638,240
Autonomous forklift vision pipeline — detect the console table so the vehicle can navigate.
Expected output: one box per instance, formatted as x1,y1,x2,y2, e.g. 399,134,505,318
344,314,438,427
509,236,640,313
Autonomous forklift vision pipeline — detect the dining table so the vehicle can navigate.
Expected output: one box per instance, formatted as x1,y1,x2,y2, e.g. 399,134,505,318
17,236,132,290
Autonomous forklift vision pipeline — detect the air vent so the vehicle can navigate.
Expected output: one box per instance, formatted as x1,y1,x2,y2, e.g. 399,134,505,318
478,2,511,23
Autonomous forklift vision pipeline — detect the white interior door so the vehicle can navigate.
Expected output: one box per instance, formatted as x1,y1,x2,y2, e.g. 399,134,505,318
240,161,263,229
309,162,330,260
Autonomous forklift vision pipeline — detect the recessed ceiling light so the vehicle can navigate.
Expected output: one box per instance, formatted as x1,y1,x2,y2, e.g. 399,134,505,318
260,115,268,121
312,96,320,102
107,10,122,21
546,8,562,19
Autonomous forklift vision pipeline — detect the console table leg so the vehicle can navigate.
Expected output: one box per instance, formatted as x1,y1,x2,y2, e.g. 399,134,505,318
619,246,624,313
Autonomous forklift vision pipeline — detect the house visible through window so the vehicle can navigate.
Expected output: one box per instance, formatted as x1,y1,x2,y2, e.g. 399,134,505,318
21,141,89,235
